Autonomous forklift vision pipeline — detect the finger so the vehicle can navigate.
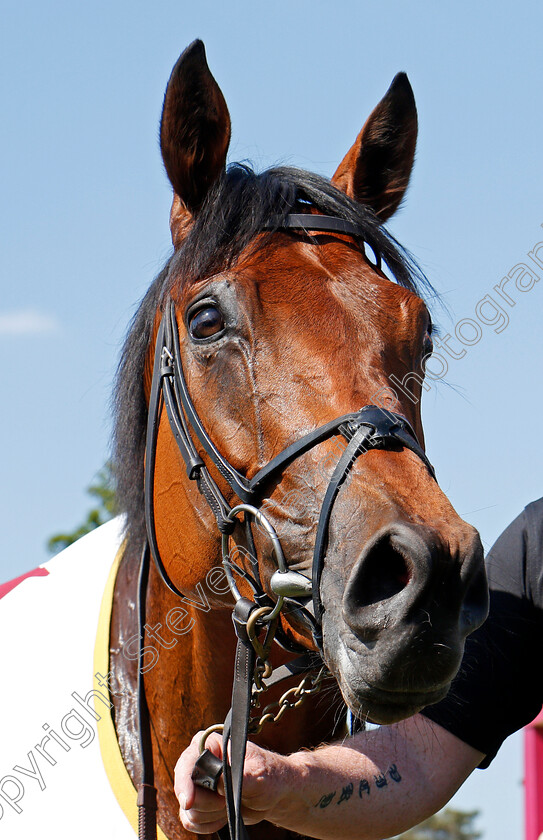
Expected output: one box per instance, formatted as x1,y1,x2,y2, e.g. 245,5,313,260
183,802,227,822
241,806,267,825
174,732,203,785
178,785,227,830
174,732,221,810
175,732,225,808
179,809,227,835
189,785,225,812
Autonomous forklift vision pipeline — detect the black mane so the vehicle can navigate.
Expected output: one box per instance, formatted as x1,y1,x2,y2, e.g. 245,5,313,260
113,164,430,553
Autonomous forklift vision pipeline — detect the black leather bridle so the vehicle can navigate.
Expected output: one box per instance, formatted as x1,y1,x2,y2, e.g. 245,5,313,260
135,213,436,840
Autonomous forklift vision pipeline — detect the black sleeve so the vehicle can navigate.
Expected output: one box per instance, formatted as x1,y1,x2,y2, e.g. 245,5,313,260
420,498,543,767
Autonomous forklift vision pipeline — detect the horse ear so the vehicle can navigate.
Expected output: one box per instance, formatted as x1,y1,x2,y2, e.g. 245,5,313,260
160,40,231,244
331,73,417,222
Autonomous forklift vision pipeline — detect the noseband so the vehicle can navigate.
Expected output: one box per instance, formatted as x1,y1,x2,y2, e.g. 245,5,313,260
137,213,436,840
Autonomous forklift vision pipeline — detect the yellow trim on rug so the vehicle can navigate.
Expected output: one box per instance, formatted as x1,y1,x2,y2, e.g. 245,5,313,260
93,543,169,840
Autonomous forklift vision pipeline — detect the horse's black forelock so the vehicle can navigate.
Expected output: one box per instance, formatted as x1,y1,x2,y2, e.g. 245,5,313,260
112,163,433,552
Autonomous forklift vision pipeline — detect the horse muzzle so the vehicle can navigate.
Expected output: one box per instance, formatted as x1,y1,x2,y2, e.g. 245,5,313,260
320,520,488,723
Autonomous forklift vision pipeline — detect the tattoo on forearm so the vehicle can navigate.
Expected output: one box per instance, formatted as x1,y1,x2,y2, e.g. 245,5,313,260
359,779,370,798
337,783,354,804
314,764,402,808
315,792,336,808
389,763,402,783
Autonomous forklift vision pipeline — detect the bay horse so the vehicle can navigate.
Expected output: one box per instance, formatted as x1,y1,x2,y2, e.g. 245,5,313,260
108,40,488,840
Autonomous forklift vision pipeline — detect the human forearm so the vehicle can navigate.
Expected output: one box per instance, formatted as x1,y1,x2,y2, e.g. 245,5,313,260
264,715,483,840
175,715,483,839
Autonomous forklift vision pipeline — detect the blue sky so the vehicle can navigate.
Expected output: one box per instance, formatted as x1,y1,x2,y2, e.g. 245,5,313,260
2,2,542,837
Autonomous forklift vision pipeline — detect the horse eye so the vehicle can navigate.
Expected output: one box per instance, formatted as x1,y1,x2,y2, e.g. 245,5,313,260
189,305,225,340
423,334,433,356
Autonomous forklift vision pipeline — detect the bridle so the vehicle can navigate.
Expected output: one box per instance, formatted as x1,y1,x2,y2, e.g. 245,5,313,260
135,213,436,840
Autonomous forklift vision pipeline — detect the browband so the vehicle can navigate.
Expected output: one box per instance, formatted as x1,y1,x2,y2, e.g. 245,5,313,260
261,213,381,269
262,214,367,238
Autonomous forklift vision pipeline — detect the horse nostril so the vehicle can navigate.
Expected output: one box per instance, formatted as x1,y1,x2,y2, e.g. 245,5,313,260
341,526,433,640
350,534,413,609
341,524,488,649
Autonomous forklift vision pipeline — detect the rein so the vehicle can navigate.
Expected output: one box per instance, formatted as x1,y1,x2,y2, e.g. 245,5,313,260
136,213,436,840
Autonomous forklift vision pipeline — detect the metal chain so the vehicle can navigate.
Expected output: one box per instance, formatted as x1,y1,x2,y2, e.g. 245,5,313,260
197,611,327,751
245,606,329,735
248,665,328,735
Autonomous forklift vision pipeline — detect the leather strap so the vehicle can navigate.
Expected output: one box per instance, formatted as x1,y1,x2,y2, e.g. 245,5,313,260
261,214,380,269
163,306,237,533
222,599,257,840
248,410,374,494
262,213,366,239
144,318,187,599
311,406,435,630
312,424,374,629
257,652,320,688
136,543,158,840
165,303,253,503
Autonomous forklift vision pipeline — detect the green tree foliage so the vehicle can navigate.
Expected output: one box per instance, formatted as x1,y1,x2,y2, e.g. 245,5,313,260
393,808,482,840
47,462,117,554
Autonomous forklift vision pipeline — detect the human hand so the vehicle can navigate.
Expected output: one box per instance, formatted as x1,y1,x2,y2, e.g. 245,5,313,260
174,731,293,834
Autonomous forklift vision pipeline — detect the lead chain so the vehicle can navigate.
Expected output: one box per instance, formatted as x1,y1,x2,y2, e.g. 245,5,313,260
248,665,328,735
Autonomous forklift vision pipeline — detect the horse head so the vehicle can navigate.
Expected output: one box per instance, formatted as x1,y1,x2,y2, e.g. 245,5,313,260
116,40,488,727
